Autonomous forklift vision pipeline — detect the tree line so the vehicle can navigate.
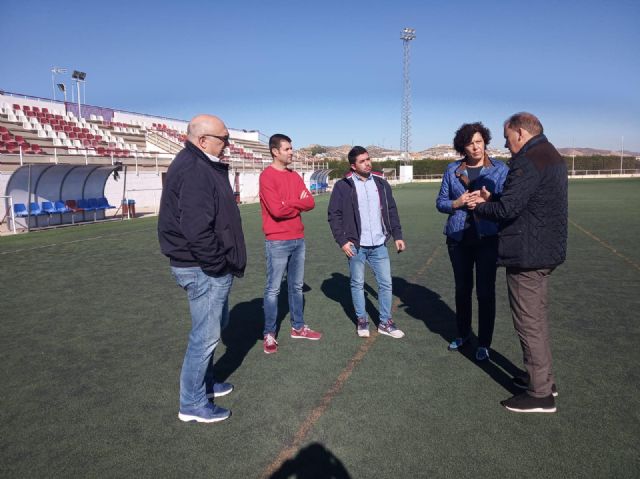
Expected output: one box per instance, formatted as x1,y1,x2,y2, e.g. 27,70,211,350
323,155,639,179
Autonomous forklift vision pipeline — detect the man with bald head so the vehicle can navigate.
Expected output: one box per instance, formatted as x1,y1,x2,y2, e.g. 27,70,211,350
158,114,247,423
470,112,567,413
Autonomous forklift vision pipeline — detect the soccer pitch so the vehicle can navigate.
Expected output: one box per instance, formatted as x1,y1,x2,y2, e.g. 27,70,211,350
1,179,638,478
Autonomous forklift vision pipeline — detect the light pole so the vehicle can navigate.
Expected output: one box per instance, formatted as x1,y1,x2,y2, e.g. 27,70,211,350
71,70,87,118
400,27,416,160
51,67,67,100
620,136,624,174
57,83,67,102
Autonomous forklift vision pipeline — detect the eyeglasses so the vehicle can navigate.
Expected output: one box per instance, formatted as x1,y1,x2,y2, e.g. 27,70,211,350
201,134,230,144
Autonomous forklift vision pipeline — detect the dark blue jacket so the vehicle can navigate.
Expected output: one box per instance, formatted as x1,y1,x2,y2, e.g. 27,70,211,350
475,135,568,269
328,171,403,248
158,141,247,277
436,157,508,241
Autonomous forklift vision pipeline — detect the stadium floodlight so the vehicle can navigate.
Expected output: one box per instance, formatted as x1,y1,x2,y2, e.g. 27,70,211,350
71,70,87,118
57,83,67,102
400,27,416,159
51,66,68,101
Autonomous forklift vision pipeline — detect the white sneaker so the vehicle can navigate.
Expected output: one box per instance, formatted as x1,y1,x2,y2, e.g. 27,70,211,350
377,320,404,338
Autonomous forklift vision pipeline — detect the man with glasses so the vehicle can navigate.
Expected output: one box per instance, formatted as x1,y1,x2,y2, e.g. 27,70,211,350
260,133,322,354
158,114,246,423
328,146,406,339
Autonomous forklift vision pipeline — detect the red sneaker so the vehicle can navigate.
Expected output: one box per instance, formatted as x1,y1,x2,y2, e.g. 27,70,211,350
291,325,322,340
263,334,278,354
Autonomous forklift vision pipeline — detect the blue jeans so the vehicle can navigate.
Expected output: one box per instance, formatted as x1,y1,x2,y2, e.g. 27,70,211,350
171,266,233,410
263,239,306,335
348,244,392,324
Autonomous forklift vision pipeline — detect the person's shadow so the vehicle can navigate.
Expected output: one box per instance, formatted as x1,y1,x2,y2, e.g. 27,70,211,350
320,272,381,327
213,280,311,381
392,276,524,394
269,442,351,479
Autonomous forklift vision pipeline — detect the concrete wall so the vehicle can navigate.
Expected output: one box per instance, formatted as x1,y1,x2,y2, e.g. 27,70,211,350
114,111,188,131
0,93,66,115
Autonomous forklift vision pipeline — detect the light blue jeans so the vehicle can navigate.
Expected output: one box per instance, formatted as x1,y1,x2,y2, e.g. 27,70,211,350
171,266,233,410
263,239,305,335
348,244,392,324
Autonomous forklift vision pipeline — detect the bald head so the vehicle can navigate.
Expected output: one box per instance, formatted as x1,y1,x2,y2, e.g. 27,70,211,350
187,114,226,141
187,114,229,158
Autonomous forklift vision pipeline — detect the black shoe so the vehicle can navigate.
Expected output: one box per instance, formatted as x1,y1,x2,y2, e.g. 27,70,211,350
511,377,558,397
501,392,556,413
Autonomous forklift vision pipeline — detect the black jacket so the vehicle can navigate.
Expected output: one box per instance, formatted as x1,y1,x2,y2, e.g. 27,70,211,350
157,141,247,277
328,171,403,248
475,134,567,269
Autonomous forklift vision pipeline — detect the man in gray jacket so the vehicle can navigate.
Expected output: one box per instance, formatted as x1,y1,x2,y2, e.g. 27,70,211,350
470,112,567,413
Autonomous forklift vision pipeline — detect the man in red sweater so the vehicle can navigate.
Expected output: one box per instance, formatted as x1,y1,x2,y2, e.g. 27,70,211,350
260,134,322,354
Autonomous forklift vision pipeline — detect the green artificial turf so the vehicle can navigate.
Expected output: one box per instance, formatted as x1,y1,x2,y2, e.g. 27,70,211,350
1,180,638,478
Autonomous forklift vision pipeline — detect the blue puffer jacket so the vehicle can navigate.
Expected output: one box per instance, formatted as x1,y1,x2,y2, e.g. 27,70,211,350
436,157,508,241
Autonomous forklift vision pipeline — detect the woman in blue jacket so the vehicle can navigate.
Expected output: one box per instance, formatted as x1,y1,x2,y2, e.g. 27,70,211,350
436,122,508,361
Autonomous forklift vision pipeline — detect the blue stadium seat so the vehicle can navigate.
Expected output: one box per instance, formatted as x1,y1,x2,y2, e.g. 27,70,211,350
77,198,95,212
29,202,44,215
87,198,99,210
97,197,115,209
54,201,70,213
42,201,57,214
13,203,28,217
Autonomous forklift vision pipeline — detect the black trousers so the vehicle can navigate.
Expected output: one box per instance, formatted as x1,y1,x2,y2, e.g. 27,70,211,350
447,233,498,348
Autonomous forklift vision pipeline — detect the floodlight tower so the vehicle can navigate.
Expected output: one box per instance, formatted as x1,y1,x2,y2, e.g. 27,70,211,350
400,27,415,159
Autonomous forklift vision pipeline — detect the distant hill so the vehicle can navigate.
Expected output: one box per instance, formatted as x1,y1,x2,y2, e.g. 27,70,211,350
557,147,639,157
301,143,509,160
301,144,639,159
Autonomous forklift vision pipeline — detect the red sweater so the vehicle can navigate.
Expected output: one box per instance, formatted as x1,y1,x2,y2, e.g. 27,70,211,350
259,165,315,240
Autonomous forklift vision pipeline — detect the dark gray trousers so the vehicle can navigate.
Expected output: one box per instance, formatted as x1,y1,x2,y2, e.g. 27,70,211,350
506,267,556,398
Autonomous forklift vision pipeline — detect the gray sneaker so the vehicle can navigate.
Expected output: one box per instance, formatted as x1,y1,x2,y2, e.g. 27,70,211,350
378,320,405,338
357,318,370,338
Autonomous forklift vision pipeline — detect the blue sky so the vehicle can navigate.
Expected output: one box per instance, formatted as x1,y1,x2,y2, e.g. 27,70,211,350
1,0,639,152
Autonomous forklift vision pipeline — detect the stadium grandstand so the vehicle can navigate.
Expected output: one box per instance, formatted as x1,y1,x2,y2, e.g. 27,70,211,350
0,91,330,233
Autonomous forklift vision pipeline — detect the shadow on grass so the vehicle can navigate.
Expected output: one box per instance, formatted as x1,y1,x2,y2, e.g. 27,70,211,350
320,272,381,327
269,442,351,479
392,276,524,394
214,280,311,381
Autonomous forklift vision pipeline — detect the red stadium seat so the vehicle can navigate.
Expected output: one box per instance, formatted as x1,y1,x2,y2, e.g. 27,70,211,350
42,108,48,113
23,105,30,112
13,104,21,110
32,107,40,113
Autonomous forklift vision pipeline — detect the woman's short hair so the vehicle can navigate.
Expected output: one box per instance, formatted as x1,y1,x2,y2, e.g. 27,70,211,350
452,122,491,156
